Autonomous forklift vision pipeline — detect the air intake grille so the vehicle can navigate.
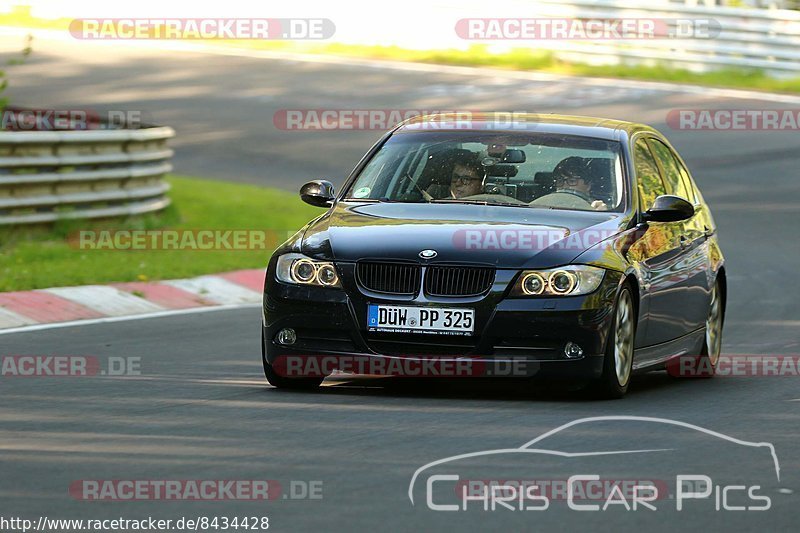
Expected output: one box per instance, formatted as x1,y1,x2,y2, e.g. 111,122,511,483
356,262,421,295
424,266,495,297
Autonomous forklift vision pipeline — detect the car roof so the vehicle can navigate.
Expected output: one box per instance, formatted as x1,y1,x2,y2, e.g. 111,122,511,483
394,113,658,141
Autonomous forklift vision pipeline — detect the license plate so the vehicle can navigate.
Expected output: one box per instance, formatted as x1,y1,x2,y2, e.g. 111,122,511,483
367,304,474,335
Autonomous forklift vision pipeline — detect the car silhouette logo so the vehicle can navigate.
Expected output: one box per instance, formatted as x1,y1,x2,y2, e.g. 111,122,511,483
419,249,438,259
407,415,782,505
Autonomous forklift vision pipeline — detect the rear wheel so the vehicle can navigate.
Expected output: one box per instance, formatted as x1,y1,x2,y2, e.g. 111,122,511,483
591,285,636,399
698,279,723,377
668,278,723,379
261,331,323,390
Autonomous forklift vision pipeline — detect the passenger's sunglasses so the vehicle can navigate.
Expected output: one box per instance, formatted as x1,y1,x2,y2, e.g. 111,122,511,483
451,174,481,185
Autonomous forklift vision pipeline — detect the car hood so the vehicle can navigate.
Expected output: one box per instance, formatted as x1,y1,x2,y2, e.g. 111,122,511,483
301,201,625,269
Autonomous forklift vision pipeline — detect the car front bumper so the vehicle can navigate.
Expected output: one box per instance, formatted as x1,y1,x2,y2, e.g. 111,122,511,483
262,266,623,381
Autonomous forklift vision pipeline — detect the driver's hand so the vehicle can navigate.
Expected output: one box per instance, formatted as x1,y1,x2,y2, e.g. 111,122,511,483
591,200,608,211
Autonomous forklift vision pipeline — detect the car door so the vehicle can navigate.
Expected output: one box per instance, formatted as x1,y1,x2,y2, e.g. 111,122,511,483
626,136,692,348
647,138,712,335
676,157,721,278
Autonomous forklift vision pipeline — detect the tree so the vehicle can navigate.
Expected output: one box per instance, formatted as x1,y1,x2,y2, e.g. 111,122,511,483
0,34,33,112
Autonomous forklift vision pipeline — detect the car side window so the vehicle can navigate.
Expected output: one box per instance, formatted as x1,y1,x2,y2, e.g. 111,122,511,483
648,139,692,202
676,159,701,205
633,138,666,212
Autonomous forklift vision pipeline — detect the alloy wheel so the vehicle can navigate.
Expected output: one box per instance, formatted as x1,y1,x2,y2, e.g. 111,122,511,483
705,282,723,366
614,290,635,387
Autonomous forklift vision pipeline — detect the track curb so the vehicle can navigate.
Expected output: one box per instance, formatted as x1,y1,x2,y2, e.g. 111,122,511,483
0,269,264,331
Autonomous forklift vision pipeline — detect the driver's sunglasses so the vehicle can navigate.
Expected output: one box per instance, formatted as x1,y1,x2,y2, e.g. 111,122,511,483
451,174,481,185
555,174,583,186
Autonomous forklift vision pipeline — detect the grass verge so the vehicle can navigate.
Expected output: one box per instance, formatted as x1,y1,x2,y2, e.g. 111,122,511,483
0,175,322,291
241,42,800,94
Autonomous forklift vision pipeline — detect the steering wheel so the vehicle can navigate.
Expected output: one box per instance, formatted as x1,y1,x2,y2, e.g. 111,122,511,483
538,190,592,207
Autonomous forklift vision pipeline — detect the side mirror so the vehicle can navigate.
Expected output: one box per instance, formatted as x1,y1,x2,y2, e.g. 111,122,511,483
300,180,335,207
642,194,694,223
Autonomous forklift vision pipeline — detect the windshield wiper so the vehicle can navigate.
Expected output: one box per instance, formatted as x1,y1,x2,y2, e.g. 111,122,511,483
344,197,433,204
430,198,530,208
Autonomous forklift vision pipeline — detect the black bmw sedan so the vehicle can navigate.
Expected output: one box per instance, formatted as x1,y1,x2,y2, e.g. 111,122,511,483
261,114,725,398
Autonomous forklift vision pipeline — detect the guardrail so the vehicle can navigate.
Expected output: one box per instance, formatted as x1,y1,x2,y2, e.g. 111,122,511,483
0,122,174,225
522,0,800,74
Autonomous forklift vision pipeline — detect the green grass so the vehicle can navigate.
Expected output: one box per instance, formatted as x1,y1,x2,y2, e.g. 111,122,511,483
278,43,800,94
0,175,322,291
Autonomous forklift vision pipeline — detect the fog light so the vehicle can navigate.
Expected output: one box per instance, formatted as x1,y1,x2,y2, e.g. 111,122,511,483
564,342,583,359
276,328,297,345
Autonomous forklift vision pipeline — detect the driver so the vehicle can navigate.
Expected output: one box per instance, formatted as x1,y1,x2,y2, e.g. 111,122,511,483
449,156,484,199
531,157,608,211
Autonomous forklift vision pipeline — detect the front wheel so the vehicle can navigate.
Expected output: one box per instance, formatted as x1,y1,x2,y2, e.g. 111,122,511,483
696,279,724,378
590,285,636,399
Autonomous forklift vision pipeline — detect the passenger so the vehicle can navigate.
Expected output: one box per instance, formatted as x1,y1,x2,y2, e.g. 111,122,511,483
532,157,608,211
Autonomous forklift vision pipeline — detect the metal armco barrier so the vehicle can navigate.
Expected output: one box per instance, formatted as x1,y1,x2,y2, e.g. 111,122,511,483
525,0,800,74
0,125,174,225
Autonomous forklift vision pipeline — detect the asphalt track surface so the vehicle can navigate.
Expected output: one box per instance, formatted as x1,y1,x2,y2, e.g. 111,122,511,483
1,34,800,531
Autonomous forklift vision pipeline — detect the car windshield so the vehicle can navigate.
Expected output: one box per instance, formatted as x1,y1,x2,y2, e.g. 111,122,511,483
344,131,624,212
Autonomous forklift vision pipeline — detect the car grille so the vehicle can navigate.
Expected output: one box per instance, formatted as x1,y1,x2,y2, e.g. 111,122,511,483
424,266,495,297
356,262,495,297
356,262,421,295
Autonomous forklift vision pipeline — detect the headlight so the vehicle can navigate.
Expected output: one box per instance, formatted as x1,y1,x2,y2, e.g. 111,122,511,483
276,253,341,288
512,265,605,297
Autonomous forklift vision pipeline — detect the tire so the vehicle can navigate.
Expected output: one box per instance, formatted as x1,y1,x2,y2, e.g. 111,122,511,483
666,278,723,379
261,331,323,390
697,278,724,378
590,285,636,399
